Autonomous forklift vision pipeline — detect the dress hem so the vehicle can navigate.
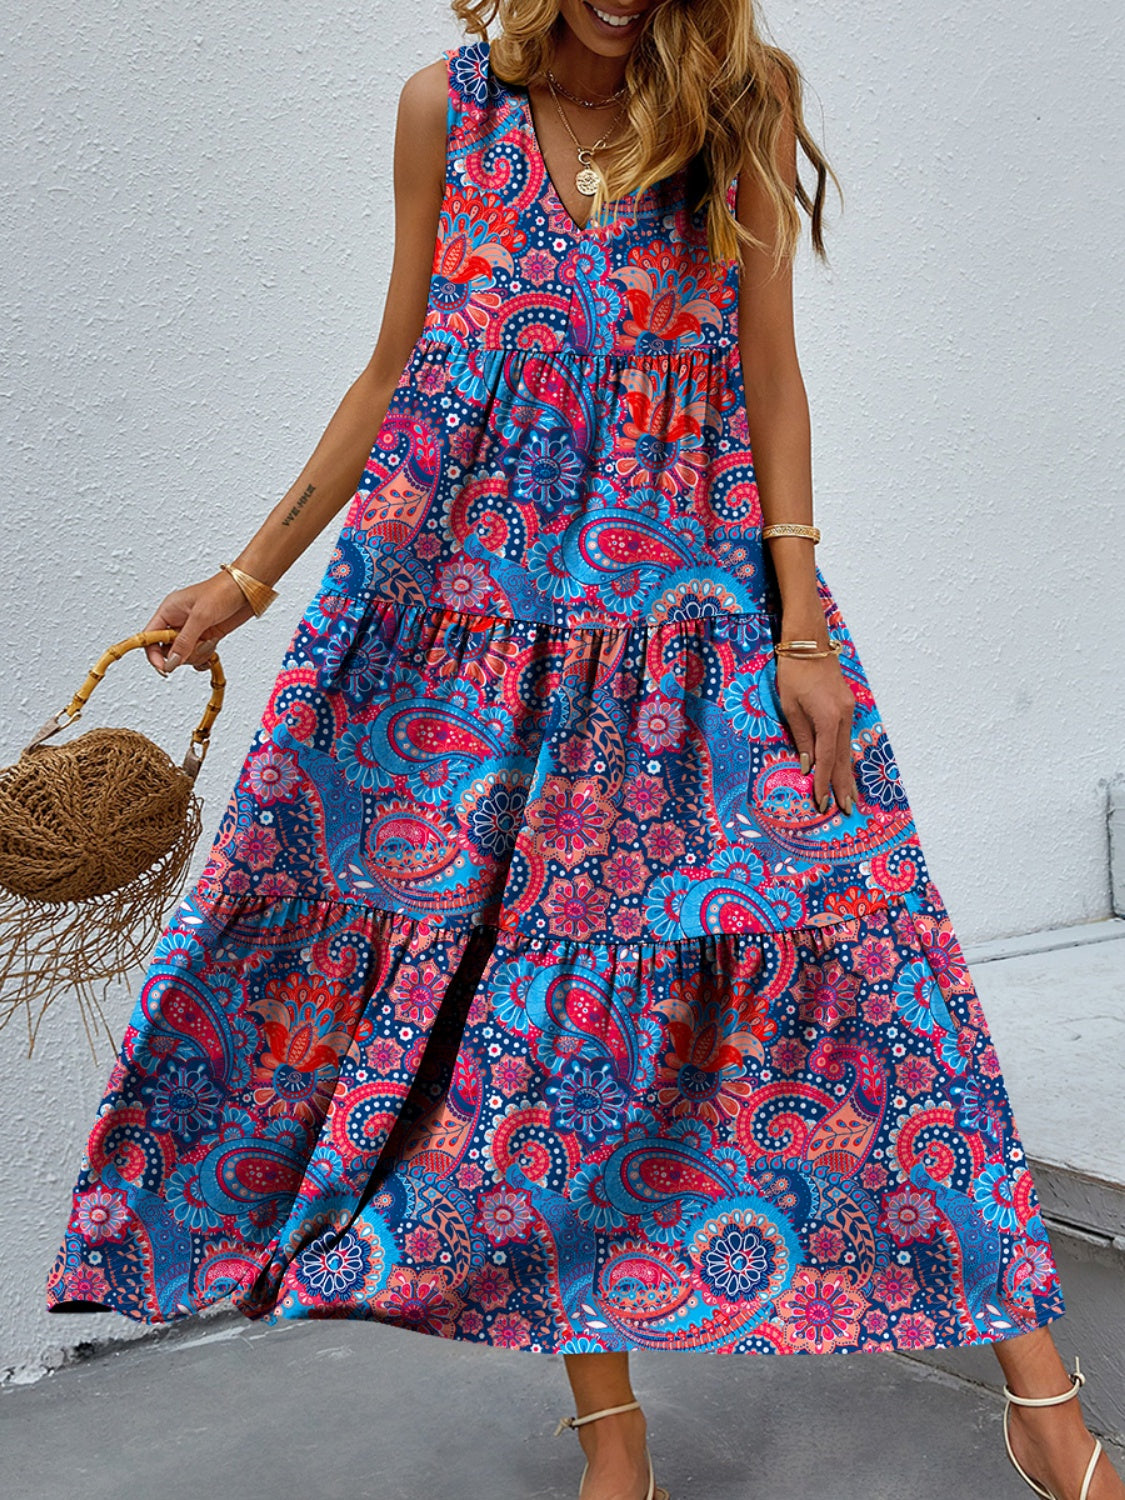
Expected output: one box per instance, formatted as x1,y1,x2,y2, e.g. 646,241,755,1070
45,1282,1067,1358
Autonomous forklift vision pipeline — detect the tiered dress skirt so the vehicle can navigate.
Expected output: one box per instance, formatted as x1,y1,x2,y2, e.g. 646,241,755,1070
45,496,1066,1353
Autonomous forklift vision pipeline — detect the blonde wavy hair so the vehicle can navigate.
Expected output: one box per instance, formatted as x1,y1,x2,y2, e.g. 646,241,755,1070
450,0,839,268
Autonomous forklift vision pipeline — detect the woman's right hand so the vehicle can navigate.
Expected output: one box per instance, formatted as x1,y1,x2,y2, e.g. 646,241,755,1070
142,570,257,675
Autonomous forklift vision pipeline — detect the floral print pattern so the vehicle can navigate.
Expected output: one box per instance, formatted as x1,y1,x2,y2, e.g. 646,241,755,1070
47,42,1063,1355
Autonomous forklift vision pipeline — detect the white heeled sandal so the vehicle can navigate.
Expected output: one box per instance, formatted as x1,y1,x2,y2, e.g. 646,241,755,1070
1003,1354,1105,1500
554,1398,670,1500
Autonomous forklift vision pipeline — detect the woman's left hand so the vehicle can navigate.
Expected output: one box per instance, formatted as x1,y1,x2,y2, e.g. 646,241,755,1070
775,654,859,814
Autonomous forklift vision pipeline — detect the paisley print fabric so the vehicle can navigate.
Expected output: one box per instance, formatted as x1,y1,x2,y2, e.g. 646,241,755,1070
48,41,1064,1354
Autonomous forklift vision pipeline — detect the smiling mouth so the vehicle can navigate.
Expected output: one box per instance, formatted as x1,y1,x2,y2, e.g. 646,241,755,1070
585,3,642,30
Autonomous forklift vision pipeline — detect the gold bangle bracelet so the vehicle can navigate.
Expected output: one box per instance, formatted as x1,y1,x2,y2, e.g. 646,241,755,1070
220,562,279,618
773,639,843,659
762,523,821,544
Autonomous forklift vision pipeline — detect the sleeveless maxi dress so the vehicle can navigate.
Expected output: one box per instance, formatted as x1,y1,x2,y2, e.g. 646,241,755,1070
47,41,1066,1356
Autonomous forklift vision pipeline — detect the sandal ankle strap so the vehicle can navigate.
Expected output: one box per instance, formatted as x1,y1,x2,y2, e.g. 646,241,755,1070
1003,1354,1087,1408
554,1399,641,1436
1001,1356,1105,1500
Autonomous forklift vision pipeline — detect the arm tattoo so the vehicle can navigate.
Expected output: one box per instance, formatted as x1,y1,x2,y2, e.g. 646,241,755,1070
281,483,316,527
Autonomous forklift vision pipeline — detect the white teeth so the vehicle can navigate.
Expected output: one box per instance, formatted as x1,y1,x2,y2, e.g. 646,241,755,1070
591,6,636,26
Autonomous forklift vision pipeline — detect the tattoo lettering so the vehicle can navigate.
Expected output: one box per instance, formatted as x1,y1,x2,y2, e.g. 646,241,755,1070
281,484,316,527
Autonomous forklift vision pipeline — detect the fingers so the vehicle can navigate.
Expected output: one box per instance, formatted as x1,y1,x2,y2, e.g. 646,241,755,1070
831,699,858,814
142,605,179,674
163,613,212,675
810,699,857,815
188,635,220,671
812,716,837,812
785,702,815,778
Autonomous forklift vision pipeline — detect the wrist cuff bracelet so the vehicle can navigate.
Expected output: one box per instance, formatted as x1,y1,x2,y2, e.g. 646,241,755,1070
220,562,278,617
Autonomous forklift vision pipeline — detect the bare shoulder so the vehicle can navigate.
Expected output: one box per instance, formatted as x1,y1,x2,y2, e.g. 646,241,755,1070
734,57,798,235
392,58,449,192
397,58,449,134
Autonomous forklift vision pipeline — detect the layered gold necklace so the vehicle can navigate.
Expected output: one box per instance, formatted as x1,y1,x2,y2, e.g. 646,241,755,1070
544,71,627,198
546,68,627,109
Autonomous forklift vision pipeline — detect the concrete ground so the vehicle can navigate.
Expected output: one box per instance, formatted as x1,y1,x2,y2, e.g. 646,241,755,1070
3,1311,1123,1500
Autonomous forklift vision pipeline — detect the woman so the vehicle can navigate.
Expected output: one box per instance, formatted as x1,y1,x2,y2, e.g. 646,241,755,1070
47,3,1121,1498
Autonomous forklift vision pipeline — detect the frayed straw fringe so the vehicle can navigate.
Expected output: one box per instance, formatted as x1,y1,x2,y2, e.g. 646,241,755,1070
0,785,203,1061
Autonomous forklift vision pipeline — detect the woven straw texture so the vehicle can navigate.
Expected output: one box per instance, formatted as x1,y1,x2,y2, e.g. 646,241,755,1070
0,726,204,1055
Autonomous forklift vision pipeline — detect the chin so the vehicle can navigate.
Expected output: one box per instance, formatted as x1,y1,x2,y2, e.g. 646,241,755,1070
563,1,652,57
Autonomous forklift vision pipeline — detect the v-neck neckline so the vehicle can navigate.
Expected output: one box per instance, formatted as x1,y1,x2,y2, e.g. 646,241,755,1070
512,79,609,238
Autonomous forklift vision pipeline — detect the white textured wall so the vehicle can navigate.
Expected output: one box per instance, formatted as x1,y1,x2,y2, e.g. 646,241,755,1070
1,0,1121,1378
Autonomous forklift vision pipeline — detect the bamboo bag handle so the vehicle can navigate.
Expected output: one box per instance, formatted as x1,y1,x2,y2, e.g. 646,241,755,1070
23,628,226,779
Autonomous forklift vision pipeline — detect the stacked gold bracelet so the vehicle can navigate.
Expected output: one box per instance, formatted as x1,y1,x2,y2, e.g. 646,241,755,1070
762,523,821,543
220,562,279,617
773,639,843,660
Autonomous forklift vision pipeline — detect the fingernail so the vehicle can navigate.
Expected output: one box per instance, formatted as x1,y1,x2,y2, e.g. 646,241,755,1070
844,795,855,816
165,652,181,672
819,793,832,814
800,752,811,776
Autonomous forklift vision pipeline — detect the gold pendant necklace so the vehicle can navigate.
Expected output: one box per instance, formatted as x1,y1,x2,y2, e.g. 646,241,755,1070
546,68,627,110
545,73,625,198
575,158,603,198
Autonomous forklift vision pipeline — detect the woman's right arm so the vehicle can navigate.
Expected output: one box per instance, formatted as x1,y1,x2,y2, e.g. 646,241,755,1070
146,58,449,675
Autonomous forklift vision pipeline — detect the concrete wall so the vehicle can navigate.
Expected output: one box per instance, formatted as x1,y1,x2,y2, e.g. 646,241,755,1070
1,0,1121,1377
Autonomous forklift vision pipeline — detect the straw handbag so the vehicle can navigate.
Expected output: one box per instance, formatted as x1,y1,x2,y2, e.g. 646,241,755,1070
0,628,225,1057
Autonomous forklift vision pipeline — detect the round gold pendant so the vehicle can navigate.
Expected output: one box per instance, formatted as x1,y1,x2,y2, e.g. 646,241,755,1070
575,165,602,197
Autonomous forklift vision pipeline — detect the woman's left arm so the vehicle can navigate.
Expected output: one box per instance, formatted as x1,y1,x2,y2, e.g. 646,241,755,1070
734,85,859,815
